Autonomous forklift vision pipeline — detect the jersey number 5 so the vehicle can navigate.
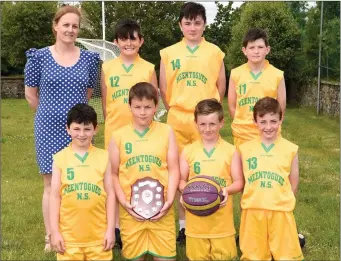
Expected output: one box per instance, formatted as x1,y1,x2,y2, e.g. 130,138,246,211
67,168,75,180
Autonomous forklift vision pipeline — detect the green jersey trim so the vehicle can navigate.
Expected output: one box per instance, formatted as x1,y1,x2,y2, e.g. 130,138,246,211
122,63,134,73
186,45,199,54
74,152,89,163
203,147,216,158
261,143,275,153
134,127,150,138
250,71,262,80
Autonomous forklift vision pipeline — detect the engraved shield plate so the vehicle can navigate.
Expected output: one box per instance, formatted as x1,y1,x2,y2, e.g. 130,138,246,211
131,177,164,219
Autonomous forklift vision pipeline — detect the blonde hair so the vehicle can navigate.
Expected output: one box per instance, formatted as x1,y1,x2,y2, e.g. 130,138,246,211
52,5,81,36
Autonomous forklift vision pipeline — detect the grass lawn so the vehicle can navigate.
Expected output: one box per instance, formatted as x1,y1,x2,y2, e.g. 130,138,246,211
1,99,340,260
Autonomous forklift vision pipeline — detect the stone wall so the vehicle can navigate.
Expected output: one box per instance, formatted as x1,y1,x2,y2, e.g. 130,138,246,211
1,77,25,98
298,80,340,116
1,76,340,115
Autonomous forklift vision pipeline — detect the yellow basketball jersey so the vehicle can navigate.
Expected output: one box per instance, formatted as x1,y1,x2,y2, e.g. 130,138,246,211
103,55,154,148
53,144,108,247
113,121,173,205
160,38,224,113
239,136,298,211
230,60,283,140
183,137,236,238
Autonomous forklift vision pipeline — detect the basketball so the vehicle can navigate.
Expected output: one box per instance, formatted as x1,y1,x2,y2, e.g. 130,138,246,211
182,175,224,216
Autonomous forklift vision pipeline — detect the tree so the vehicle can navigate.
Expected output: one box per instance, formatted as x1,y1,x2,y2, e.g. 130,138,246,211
226,2,301,83
303,2,340,80
286,1,309,30
317,1,340,21
205,2,234,51
322,17,340,80
80,2,184,72
79,2,107,40
1,2,57,75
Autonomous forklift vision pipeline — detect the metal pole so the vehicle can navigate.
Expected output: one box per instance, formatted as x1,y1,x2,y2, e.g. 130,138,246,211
317,1,323,115
102,1,105,41
327,51,328,81
102,1,106,61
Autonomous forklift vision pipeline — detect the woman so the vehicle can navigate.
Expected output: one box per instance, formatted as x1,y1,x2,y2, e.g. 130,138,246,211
24,5,100,252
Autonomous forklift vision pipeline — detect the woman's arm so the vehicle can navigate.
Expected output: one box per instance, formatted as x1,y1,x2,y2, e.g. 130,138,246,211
25,86,39,111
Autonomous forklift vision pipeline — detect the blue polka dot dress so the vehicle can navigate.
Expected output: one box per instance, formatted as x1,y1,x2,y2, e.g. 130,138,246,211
24,47,100,174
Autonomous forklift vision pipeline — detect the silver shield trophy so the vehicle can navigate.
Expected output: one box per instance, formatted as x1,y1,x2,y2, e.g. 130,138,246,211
131,177,165,219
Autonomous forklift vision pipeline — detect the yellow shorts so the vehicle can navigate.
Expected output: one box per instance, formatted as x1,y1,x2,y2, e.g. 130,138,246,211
57,244,112,261
240,209,304,261
233,136,250,150
104,116,132,149
119,205,176,260
233,128,282,150
167,108,200,152
186,235,237,260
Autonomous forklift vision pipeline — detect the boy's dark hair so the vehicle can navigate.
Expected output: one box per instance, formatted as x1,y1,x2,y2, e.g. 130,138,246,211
253,97,282,122
114,19,142,41
194,98,224,122
129,82,158,105
243,28,269,47
179,2,206,24
67,103,98,128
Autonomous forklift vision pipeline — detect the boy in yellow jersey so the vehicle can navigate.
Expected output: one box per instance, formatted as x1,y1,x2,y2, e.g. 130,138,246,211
49,104,115,261
109,82,179,260
178,99,244,260
228,28,286,148
102,19,157,247
239,97,304,261
159,2,226,243
102,19,157,149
